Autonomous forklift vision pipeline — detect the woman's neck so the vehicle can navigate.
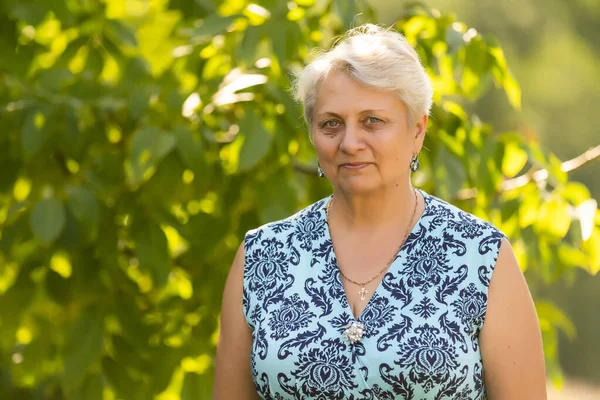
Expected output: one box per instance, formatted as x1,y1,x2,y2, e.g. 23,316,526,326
329,183,420,233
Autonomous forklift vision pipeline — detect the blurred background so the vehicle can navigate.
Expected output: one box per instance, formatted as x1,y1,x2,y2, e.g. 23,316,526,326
0,0,598,399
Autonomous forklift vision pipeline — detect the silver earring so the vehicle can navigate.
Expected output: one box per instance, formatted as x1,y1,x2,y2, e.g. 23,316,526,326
410,154,420,172
317,163,325,178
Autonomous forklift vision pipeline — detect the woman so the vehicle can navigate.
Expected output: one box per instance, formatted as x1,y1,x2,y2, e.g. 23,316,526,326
214,24,546,399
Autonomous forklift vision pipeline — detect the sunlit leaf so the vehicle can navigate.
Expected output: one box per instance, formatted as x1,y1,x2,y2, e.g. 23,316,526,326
536,198,571,239
30,198,66,245
558,182,591,206
502,71,521,110
502,142,528,178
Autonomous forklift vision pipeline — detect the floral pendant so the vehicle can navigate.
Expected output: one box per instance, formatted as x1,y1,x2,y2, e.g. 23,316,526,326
343,321,365,344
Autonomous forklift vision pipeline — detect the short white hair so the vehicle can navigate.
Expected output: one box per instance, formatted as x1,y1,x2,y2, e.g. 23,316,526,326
292,24,433,135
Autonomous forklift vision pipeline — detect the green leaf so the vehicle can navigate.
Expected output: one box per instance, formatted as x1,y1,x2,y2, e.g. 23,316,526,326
434,144,466,199
502,71,521,110
22,109,49,160
502,142,528,178
258,172,297,223
102,356,140,400
557,243,588,270
175,126,205,173
75,374,103,400
131,214,170,287
181,372,211,400
106,19,138,47
127,127,176,186
237,25,262,65
536,198,571,239
186,15,239,38
0,267,35,346
66,185,100,241
238,107,272,171
583,228,600,274
557,182,591,206
128,85,153,119
536,301,576,340
63,307,105,393
547,153,567,185
268,20,287,62
30,198,66,245
47,0,75,26
112,335,148,372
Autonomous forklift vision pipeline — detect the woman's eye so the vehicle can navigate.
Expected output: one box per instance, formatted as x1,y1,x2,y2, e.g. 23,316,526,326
322,120,340,128
365,116,382,124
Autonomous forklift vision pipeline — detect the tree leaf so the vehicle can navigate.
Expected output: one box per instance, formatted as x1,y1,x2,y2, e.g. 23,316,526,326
62,307,105,393
106,19,138,47
22,109,49,160
536,198,571,239
131,214,170,287
502,142,528,178
502,71,521,110
238,107,272,171
536,301,576,340
127,127,176,186
434,144,466,200
76,373,103,400
181,372,211,400
65,185,100,241
30,198,66,245
175,126,205,173
102,356,139,400
185,14,239,38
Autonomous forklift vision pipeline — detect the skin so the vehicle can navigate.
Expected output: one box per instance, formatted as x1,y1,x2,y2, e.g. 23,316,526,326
214,70,547,399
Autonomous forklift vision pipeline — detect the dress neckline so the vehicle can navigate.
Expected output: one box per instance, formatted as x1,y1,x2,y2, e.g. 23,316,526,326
321,188,431,321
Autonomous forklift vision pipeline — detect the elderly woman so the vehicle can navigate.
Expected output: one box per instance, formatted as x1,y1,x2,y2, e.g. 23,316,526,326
214,24,546,399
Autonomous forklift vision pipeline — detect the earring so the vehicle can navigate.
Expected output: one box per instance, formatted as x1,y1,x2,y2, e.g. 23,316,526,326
317,163,325,178
410,154,420,172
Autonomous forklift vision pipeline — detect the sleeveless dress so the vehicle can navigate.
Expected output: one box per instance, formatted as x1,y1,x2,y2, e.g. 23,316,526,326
242,189,506,399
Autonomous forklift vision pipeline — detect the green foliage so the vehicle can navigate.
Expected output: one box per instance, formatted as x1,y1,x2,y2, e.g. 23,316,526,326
0,0,598,398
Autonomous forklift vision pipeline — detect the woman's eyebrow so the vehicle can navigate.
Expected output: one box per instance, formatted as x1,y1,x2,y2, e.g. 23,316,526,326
316,109,387,118
316,111,343,119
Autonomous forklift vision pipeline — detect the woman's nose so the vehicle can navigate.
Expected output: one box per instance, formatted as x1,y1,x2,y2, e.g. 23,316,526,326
339,123,366,154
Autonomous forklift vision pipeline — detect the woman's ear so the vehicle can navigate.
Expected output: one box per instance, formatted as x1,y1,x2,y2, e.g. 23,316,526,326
416,114,429,138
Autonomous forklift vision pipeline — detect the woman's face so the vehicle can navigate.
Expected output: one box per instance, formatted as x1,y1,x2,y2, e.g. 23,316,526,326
312,70,427,195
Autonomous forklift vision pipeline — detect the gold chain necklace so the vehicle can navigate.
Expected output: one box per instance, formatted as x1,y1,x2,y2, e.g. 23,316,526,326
326,188,419,302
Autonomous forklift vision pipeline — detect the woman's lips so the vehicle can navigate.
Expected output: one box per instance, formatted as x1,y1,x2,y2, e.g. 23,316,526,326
341,163,370,170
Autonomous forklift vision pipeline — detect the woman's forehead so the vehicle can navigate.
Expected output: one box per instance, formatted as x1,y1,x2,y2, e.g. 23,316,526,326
314,73,404,115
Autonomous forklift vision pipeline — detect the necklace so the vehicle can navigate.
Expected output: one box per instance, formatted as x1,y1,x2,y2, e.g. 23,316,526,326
326,188,419,302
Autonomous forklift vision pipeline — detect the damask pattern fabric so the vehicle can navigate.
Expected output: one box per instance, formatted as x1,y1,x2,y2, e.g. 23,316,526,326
242,189,506,399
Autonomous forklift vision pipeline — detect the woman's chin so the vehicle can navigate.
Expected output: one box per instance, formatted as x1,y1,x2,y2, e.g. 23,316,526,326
337,179,381,195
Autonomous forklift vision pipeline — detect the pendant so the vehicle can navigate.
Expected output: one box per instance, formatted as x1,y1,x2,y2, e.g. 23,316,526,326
343,321,365,344
358,286,368,301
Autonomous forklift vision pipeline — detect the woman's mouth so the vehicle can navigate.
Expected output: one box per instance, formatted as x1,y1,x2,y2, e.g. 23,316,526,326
341,163,370,170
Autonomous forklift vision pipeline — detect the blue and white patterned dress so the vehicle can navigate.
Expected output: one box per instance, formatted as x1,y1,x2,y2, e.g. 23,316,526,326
242,189,506,399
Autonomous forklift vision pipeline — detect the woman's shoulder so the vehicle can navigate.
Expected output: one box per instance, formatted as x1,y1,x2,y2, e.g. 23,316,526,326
244,196,330,243
423,191,506,237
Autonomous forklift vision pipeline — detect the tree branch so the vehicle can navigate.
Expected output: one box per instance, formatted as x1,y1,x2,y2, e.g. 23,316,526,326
292,159,318,175
457,143,600,200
